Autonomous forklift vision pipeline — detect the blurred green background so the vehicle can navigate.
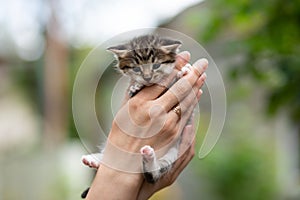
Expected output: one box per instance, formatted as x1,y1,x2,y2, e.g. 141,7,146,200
0,0,299,199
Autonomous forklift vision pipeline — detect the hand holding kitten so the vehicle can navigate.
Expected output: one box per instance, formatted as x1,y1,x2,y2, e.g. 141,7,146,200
85,51,208,200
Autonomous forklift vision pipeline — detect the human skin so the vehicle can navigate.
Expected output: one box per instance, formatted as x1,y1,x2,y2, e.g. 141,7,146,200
86,51,208,200
137,120,197,200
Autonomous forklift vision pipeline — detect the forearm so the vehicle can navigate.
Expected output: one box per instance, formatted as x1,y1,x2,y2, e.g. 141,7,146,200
86,125,145,200
86,164,143,200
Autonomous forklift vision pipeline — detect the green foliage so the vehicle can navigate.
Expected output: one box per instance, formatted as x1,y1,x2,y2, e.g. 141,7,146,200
68,48,94,139
195,139,277,200
9,59,44,113
202,0,300,123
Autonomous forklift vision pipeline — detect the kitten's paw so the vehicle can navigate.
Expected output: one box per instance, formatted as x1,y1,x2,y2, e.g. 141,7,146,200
134,83,143,90
81,155,100,169
129,83,144,97
140,145,155,162
177,63,192,78
129,86,137,97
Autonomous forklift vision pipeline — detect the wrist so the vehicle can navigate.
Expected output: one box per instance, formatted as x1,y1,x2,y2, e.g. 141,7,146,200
100,164,143,187
87,164,143,200
108,124,142,153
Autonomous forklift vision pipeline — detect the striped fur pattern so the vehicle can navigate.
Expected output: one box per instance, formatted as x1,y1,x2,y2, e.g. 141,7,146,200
107,34,182,96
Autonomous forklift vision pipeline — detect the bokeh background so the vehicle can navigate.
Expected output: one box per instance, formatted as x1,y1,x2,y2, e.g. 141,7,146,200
0,0,299,199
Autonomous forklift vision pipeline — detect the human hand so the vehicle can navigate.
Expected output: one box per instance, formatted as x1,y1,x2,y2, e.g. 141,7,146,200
137,120,197,200
86,52,208,200
102,52,207,172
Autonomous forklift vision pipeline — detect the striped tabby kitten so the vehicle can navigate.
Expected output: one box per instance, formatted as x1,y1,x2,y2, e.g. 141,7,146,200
81,35,190,198
108,34,182,97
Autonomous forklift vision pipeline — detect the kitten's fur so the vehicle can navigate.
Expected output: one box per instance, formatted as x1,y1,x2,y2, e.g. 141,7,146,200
81,35,189,198
108,34,182,96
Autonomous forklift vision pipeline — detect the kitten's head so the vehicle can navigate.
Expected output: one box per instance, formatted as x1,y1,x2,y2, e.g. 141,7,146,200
107,35,181,86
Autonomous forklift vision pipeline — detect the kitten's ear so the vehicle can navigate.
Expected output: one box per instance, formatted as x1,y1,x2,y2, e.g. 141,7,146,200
160,39,182,53
107,45,129,58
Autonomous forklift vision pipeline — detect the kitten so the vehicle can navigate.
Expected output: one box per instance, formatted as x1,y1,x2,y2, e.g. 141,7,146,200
108,34,183,97
81,35,191,198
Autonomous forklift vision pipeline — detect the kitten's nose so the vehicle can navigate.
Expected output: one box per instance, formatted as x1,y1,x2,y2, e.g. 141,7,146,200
144,77,151,82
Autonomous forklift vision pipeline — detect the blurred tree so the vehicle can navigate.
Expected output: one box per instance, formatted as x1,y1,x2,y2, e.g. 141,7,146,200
44,0,69,148
202,0,300,124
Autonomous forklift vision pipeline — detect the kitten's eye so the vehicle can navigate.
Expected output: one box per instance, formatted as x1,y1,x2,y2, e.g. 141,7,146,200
153,63,161,69
133,67,141,72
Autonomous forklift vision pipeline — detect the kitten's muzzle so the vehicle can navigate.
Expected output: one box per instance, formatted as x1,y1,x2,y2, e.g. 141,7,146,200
144,77,152,82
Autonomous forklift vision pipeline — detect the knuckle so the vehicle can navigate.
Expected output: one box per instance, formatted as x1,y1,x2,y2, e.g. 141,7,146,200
149,103,165,118
161,120,172,133
128,99,152,124
160,121,178,139
174,82,187,95
130,98,144,110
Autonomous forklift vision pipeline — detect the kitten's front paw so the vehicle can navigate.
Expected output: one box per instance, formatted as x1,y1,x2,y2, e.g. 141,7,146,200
177,63,192,78
140,145,155,163
129,83,144,97
82,155,100,169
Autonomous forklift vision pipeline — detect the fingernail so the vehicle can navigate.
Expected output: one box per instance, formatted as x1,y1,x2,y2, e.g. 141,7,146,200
176,51,190,63
179,51,191,58
194,58,208,74
197,89,203,100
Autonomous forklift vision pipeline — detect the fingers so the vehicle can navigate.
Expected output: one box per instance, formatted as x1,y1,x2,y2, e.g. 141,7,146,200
177,140,195,170
164,73,205,136
175,51,190,70
156,58,208,112
164,89,203,149
179,119,195,155
168,140,195,184
158,121,196,186
136,52,191,100
174,123,196,174
176,101,197,134
180,73,205,114
168,88,197,122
